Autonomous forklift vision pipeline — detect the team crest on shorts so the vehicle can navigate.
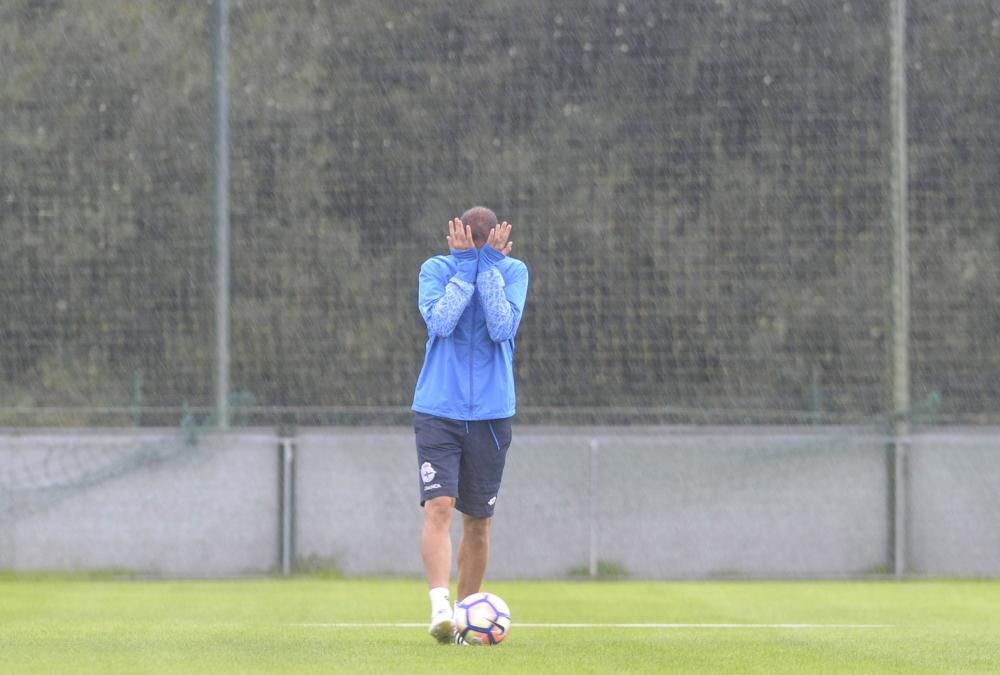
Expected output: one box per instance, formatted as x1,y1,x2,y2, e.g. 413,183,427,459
420,462,436,483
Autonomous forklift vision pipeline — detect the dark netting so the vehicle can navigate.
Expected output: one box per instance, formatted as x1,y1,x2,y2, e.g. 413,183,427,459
0,2,214,426
1,0,997,426
908,1,1000,424
227,0,893,424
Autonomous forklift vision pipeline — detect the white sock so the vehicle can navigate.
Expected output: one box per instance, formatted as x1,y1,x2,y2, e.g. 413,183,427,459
429,587,451,617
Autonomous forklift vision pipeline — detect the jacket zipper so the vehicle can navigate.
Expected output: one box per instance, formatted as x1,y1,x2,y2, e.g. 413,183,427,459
469,296,476,418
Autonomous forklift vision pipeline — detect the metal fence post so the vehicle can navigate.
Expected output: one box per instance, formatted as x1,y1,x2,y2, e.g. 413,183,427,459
589,438,600,578
279,436,296,576
212,0,231,430
889,0,910,577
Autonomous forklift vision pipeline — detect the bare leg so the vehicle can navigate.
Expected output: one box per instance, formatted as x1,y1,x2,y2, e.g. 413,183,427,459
456,513,491,602
421,496,455,589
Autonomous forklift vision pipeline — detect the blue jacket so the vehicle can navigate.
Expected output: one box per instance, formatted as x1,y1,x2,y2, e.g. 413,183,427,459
412,244,529,421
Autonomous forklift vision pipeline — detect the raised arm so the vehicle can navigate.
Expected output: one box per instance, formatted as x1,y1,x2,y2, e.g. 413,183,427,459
418,218,478,337
477,222,528,342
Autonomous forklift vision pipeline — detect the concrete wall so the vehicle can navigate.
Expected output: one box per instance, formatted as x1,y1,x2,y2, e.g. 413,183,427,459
907,431,1000,576
1,427,998,578
0,430,280,576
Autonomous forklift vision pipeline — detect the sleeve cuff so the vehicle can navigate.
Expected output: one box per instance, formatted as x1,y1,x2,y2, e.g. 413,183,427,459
478,244,505,270
451,247,479,284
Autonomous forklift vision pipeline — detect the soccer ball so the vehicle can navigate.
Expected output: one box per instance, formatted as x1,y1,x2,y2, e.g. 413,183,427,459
454,592,512,645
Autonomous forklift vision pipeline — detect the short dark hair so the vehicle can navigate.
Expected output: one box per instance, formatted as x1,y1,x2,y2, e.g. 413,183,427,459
461,206,498,246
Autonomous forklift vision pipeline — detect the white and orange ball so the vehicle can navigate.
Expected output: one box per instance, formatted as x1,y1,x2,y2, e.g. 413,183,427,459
454,592,512,645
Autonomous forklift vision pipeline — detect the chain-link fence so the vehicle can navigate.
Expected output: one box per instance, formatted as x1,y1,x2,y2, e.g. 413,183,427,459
2,0,998,427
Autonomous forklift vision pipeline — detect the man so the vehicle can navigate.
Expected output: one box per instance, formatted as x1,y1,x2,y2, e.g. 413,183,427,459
411,206,529,644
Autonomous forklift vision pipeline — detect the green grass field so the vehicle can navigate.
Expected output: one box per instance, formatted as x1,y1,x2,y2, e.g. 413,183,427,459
1,575,998,674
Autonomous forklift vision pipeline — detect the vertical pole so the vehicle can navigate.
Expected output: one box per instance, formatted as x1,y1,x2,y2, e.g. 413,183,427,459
589,439,599,578
131,369,143,426
212,0,231,429
889,0,910,577
279,437,296,576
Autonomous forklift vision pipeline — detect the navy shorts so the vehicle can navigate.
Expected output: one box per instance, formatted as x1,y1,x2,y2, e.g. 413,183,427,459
414,413,513,518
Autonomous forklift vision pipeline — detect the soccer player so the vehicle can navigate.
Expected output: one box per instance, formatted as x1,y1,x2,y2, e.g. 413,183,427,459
412,206,529,643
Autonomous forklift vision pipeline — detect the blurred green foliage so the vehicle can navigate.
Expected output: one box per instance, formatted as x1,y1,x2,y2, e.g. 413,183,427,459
0,0,997,425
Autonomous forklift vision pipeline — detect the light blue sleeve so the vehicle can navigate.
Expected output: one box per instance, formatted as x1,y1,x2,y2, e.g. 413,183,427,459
418,250,478,338
477,246,528,342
